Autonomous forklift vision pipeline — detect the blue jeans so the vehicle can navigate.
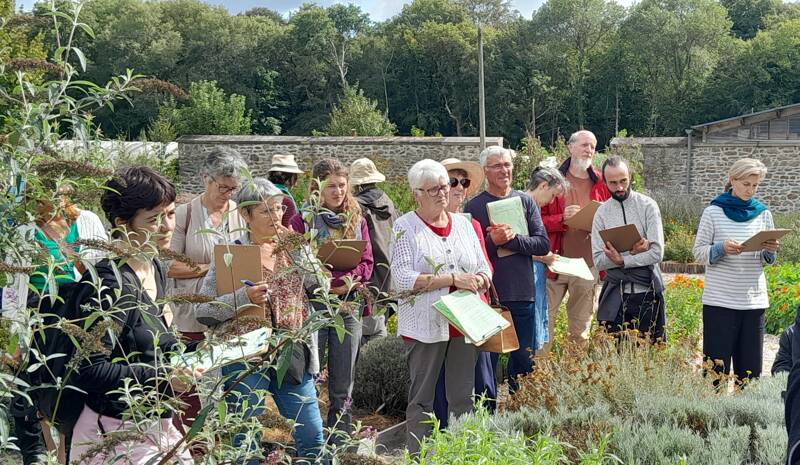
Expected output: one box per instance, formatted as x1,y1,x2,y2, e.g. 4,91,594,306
502,301,537,392
221,363,325,465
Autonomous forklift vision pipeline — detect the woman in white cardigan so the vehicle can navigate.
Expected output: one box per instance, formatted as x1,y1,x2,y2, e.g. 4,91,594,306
390,159,491,454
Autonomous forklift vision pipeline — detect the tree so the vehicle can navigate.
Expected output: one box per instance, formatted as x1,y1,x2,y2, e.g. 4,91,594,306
616,0,733,134
456,0,518,26
289,4,370,90
701,18,800,122
325,86,396,136
532,0,625,128
721,0,781,39
241,7,285,24
151,80,252,136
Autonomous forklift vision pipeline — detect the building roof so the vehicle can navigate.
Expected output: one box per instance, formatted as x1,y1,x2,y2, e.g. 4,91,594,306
691,102,800,134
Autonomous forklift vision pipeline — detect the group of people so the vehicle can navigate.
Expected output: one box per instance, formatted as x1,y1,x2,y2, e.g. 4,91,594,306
1,129,786,464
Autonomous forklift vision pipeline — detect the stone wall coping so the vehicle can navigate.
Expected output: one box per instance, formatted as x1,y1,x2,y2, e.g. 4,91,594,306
177,135,504,147
612,136,800,148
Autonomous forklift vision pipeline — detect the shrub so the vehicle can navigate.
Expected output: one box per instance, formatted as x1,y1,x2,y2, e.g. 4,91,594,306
325,86,396,136
352,336,410,416
405,405,620,465
664,275,703,346
663,222,696,263
502,332,787,464
151,80,253,137
765,263,800,334
775,213,800,264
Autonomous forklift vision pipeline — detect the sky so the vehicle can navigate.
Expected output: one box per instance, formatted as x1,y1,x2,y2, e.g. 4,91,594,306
16,0,550,20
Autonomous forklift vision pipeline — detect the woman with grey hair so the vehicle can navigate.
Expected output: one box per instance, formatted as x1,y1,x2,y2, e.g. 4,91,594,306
389,159,492,454
195,178,329,464
526,166,569,354
693,157,778,385
167,147,247,439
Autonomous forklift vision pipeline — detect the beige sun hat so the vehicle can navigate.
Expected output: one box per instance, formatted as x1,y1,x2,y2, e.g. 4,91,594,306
349,158,386,186
268,154,304,174
441,158,484,196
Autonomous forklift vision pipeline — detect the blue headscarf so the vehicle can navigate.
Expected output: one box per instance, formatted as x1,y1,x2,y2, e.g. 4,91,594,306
710,190,767,223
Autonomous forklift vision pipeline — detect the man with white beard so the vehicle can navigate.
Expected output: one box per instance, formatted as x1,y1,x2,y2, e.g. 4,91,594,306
538,130,611,356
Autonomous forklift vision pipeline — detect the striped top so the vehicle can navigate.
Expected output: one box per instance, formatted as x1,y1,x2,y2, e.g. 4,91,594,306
692,205,774,309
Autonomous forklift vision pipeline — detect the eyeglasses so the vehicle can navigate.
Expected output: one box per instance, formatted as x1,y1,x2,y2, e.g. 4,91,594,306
449,178,471,189
486,162,513,171
416,184,450,197
212,178,240,195
267,204,288,215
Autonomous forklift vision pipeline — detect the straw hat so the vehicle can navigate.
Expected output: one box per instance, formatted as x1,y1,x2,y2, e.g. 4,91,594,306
268,154,304,174
349,158,386,185
440,158,484,196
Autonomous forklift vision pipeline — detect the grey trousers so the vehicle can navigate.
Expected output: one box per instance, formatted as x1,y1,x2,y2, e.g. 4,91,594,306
360,314,387,346
405,337,477,454
319,313,362,440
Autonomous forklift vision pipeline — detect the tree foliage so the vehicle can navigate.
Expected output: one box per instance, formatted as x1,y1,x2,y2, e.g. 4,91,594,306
6,0,800,147
151,80,252,136
325,86,396,136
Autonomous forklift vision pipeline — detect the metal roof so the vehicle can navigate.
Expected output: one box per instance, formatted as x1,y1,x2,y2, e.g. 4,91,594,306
691,102,800,133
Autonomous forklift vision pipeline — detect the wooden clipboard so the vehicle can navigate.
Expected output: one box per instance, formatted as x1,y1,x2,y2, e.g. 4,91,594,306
598,224,642,253
213,244,265,318
564,201,602,232
740,229,792,252
317,239,367,271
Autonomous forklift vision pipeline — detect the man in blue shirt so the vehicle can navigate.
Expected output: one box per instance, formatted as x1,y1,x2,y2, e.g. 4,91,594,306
464,146,550,391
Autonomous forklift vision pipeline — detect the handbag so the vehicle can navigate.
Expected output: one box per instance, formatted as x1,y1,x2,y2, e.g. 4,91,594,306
477,282,520,354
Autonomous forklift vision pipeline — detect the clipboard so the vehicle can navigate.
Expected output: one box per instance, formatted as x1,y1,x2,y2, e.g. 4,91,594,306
487,196,528,258
564,201,602,232
547,256,594,281
317,239,367,271
213,244,265,319
173,327,273,371
598,224,642,253
739,229,792,252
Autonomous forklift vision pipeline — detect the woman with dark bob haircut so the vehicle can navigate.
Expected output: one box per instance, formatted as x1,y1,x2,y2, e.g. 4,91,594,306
69,166,200,465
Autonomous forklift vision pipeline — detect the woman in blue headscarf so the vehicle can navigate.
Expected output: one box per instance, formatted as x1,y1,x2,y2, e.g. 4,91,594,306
693,158,779,385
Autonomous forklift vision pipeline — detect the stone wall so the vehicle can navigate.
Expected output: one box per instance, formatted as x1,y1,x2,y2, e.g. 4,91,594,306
177,135,503,194
611,137,800,213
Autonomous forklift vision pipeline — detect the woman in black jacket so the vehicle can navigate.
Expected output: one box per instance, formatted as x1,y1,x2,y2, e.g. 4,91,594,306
70,166,199,465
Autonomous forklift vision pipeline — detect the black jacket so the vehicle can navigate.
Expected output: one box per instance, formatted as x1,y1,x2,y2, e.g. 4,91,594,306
774,324,796,376
785,307,800,464
75,258,180,419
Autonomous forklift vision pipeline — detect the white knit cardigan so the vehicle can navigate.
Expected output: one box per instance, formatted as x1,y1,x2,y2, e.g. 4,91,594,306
390,212,492,343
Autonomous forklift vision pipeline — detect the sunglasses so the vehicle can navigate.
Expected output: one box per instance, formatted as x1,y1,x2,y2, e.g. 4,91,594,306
449,178,471,189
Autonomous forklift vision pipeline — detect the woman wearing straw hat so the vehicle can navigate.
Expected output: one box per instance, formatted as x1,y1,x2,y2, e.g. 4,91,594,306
267,153,304,226
432,157,497,423
350,158,401,345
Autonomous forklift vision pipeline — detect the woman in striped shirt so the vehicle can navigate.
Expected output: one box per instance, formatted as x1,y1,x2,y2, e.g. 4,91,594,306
693,158,779,385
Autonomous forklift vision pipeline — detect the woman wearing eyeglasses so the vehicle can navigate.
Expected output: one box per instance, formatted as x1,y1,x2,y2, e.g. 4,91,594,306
167,147,247,437
195,178,328,464
389,159,492,454
432,158,497,423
